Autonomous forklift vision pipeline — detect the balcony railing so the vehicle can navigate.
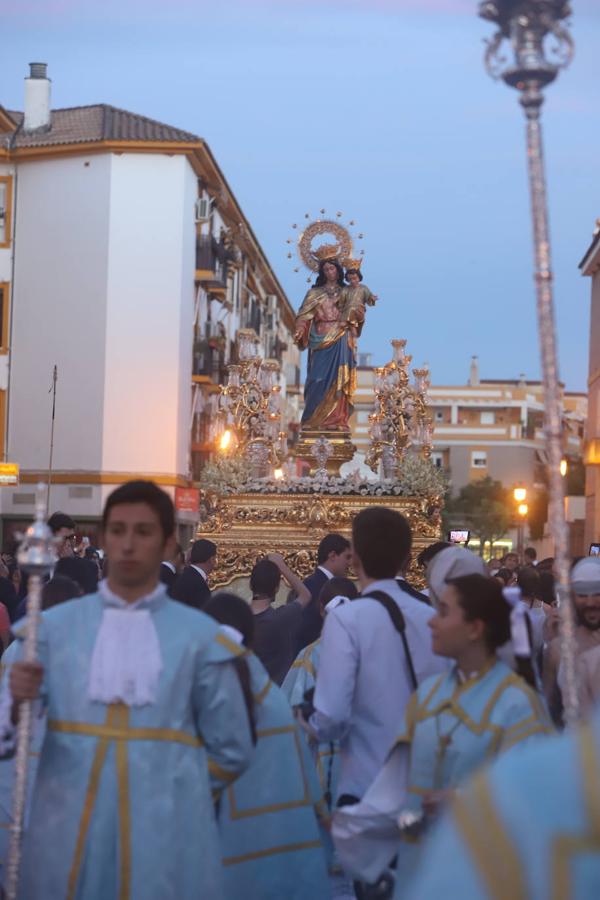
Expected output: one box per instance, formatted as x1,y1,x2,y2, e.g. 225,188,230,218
193,342,227,384
196,236,227,284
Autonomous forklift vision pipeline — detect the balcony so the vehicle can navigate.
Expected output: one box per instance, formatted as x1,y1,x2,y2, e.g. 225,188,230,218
196,236,227,286
192,339,227,385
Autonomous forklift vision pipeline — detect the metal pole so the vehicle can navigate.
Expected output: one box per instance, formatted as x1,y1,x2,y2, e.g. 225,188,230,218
46,365,57,518
5,485,57,899
5,573,42,900
478,1,579,722
520,87,578,720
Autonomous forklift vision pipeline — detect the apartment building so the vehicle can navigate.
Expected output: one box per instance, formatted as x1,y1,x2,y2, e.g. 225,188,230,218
0,64,299,541
580,221,600,546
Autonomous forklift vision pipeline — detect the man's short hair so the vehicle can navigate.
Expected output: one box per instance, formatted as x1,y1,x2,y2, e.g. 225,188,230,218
47,512,76,534
352,507,412,579
190,539,217,564
102,480,175,539
524,547,537,561
416,541,451,569
316,533,351,565
250,559,281,599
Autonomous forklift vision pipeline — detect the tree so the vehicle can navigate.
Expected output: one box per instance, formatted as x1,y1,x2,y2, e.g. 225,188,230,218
445,477,512,556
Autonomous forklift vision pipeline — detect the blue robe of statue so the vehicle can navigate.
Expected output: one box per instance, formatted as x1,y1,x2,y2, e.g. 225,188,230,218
0,588,253,900
218,652,329,900
333,659,552,893
282,639,340,811
404,703,600,900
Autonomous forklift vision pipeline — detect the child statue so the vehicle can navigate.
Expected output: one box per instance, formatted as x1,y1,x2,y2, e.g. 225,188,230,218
342,260,378,339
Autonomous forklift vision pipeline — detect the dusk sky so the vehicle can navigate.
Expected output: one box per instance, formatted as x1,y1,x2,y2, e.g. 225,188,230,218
1,0,599,391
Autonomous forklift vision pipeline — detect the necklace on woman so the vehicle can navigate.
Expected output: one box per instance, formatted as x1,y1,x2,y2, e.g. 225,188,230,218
433,710,464,790
324,284,339,296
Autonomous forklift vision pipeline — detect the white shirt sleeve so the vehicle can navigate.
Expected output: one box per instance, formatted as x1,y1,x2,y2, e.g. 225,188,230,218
332,742,410,883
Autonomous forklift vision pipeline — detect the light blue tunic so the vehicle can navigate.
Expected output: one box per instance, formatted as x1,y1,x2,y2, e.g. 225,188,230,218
218,652,329,900
282,639,340,810
332,659,552,892
404,704,600,900
3,589,253,900
391,659,552,896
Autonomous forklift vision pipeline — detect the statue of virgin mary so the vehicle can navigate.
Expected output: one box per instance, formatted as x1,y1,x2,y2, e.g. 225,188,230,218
293,257,360,431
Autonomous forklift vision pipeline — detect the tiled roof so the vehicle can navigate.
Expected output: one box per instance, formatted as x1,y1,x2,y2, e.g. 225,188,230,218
4,104,202,148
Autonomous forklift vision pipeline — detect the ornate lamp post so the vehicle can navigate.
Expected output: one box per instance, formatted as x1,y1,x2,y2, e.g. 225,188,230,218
478,1,578,720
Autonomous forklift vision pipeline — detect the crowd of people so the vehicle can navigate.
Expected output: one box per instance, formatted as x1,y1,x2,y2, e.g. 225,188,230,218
0,479,598,898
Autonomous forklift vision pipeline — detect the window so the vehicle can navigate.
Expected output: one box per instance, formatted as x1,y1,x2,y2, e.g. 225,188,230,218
0,177,12,248
471,450,487,468
432,452,444,469
0,283,9,353
480,411,496,425
434,410,445,423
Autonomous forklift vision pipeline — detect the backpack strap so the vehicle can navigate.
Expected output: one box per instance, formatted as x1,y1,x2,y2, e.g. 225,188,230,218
362,590,418,691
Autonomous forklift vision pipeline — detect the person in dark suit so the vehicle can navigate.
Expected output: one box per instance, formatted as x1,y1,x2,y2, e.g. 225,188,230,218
171,539,217,611
295,533,351,653
160,543,184,594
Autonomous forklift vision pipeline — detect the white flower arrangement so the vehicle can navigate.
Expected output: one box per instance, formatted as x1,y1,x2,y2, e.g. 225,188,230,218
200,452,447,499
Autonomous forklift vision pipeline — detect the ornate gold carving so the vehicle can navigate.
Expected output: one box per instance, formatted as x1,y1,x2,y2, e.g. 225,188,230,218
198,491,441,590
298,220,353,272
295,430,356,475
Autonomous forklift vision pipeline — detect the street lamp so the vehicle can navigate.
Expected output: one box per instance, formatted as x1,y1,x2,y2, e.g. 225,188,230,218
513,486,528,558
478,0,579,722
560,457,568,477
513,485,527,504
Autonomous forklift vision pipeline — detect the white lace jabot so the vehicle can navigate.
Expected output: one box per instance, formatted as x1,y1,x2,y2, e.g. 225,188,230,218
88,581,166,707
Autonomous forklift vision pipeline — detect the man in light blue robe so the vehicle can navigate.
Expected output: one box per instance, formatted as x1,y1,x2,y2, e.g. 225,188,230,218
3,481,253,900
404,702,600,898
218,649,330,900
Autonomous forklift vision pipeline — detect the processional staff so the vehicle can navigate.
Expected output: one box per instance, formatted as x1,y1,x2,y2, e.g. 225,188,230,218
478,1,579,722
5,484,57,900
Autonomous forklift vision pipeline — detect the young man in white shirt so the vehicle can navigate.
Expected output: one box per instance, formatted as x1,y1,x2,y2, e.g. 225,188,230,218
305,506,446,805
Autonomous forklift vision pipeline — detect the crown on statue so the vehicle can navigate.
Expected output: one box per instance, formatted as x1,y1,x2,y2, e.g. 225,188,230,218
312,244,340,263
342,257,362,271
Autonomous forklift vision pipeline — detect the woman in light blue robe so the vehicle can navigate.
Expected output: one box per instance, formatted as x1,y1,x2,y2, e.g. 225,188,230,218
282,575,358,812
405,703,600,899
206,593,330,900
332,573,553,896
0,583,253,900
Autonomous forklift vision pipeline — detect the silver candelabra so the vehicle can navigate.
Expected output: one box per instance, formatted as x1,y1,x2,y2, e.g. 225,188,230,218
218,329,287,478
366,339,433,481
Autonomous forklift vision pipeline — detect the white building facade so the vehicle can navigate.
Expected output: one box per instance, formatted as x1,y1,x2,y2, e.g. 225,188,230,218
0,65,298,543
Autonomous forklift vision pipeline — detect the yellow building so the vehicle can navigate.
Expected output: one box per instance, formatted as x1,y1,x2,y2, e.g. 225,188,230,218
352,356,587,554
580,222,600,547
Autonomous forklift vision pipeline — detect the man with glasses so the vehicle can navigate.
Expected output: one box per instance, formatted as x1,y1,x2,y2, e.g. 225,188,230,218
16,514,97,616
47,512,78,558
